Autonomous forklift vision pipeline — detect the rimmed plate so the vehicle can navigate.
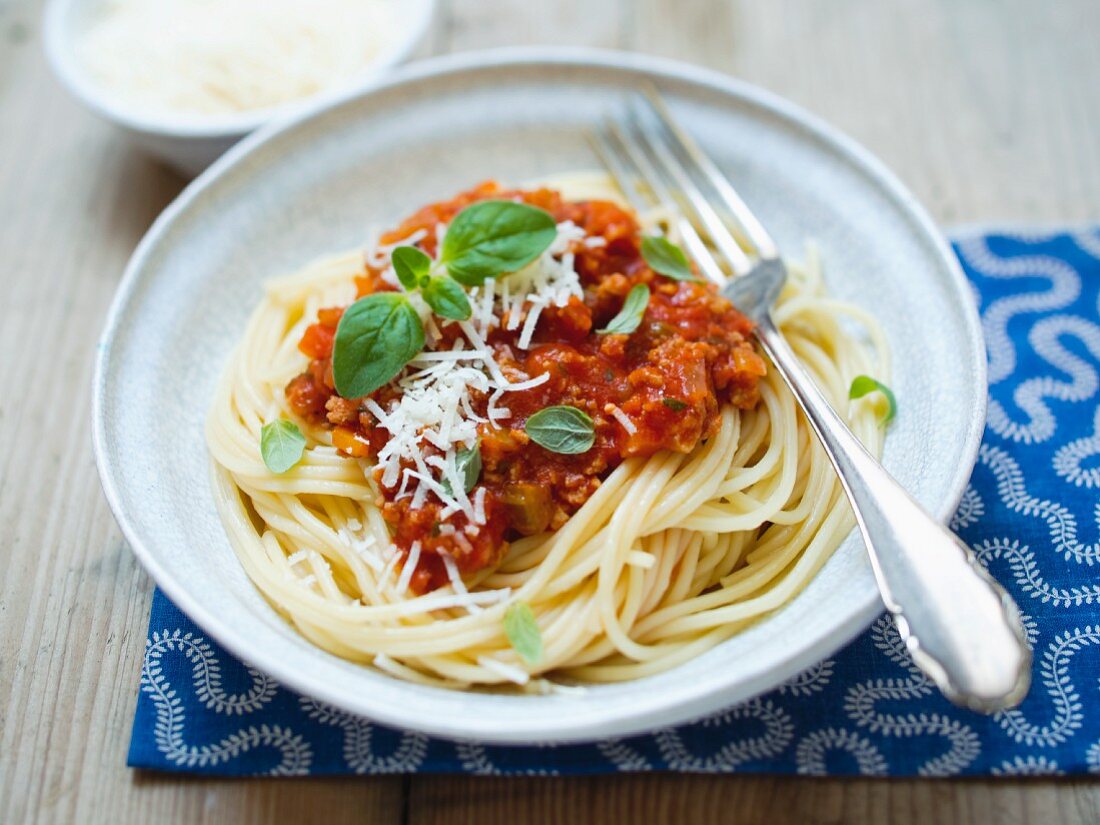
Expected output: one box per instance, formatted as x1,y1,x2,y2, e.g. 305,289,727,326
93,48,985,743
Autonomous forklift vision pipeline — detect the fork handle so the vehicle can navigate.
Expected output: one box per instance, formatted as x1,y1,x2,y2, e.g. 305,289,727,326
754,313,1031,712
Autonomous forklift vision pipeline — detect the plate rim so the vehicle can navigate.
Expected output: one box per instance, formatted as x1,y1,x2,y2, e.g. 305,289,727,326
92,46,987,743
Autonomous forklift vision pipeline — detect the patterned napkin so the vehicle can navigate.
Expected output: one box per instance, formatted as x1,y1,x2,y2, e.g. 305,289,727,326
128,229,1100,776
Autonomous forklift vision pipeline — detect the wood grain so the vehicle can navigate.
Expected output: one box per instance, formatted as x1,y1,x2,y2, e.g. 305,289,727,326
1,0,1098,821
407,775,1100,825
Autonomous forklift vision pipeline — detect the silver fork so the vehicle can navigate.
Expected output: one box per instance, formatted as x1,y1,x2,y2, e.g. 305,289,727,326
589,88,1030,713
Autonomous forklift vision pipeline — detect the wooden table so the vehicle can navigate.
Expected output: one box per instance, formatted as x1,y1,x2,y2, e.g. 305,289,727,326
3,0,1099,821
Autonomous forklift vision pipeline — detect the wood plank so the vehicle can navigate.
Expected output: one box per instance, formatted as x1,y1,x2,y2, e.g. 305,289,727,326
114,776,404,824
407,775,1100,825
0,2,405,821
436,0,625,51
695,0,1100,225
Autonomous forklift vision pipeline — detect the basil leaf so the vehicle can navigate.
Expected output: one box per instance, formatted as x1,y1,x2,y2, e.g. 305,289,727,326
641,236,695,281
524,405,595,455
441,200,557,286
662,398,688,411
260,419,306,474
392,245,431,291
597,284,650,335
503,602,542,665
441,442,481,496
849,375,897,424
333,293,424,398
422,275,472,321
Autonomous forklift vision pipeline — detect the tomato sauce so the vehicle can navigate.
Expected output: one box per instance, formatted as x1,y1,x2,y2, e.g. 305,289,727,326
285,183,766,592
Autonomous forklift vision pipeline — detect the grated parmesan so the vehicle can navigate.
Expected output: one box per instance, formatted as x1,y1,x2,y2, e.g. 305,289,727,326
477,655,530,685
357,219,582,529
473,488,487,526
340,525,382,570
440,551,480,614
606,403,637,435
394,540,421,595
377,545,400,586
79,0,401,117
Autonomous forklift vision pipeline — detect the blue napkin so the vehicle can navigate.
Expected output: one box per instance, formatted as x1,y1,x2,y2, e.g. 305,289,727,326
129,229,1100,776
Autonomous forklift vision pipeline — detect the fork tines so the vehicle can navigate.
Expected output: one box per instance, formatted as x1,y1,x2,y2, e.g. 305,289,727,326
589,86,780,284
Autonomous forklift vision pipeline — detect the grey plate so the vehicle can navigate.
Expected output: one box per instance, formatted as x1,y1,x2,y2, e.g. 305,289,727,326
93,48,986,744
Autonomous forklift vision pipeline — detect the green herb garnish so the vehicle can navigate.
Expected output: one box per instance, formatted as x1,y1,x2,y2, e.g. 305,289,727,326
422,275,472,321
332,293,425,398
260,419,306,473
440,442,482,496
440,200,557,286
391,245,432,291
849,375,897,424
662,398,688,412
597,284,650,335
503,602,543,665
330,200,556,397
641,236,695,281
524,405,595,455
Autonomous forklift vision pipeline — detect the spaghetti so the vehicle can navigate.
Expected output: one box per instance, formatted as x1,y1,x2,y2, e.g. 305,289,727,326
206,173,890,690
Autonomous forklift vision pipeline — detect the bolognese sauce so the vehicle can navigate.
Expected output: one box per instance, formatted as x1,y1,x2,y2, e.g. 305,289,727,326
285,183,766,592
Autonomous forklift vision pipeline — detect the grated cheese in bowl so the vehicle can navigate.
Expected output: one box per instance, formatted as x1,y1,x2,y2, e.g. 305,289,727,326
77,0,403,117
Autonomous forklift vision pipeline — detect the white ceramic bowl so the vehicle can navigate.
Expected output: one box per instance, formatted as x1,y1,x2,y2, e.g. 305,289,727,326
43,0,435,175
93,48,986,744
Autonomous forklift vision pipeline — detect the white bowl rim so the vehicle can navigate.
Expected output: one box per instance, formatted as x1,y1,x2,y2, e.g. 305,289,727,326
43,0,436,138
92,46,987,743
